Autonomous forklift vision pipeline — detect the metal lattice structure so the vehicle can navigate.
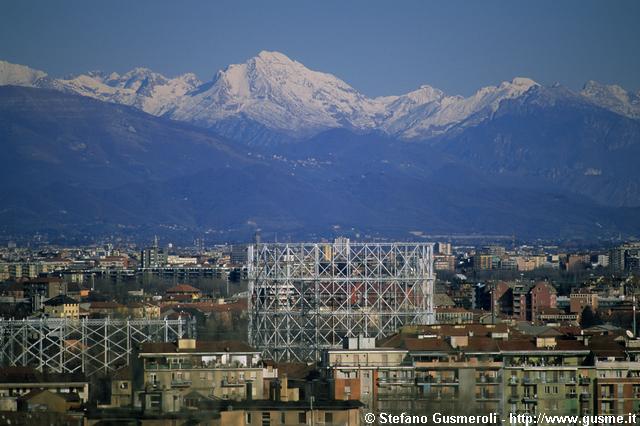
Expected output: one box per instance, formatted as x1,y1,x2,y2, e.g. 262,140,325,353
248,241,435,362
0,317,194,376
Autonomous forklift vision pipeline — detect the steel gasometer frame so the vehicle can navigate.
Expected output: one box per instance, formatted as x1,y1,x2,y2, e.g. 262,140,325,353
0,317,194,376
248,241,435,362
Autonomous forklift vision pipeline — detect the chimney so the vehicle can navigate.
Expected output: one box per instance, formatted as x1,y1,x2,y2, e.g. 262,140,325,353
280,374,289,402
177,339,196,350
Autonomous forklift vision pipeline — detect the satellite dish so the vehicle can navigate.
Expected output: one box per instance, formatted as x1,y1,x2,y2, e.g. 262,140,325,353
626,330,634,339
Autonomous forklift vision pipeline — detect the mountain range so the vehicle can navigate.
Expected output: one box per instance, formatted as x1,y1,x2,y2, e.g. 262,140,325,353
2,51,639,143
1,52,639,242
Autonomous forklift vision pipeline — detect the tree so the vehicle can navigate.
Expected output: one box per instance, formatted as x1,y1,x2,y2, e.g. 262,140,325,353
580,306,602,328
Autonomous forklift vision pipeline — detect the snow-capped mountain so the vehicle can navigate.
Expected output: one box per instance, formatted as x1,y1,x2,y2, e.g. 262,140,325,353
52,68,202,116
379,77,539,138
0,53,637,143
0,60,201,116
0,60,49,86
169,51,384,137
167,51,541,140
581,80,640,120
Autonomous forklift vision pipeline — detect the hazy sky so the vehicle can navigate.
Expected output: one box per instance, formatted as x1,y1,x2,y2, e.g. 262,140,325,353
1,0,638,97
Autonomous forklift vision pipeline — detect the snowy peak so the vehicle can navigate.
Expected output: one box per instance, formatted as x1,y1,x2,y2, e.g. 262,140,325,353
0,60,48,87
381,77,540,139
52,67,202,116
581,80,640,119
170,51,382,135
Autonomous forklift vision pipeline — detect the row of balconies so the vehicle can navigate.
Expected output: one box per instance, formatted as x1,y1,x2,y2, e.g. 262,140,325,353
146,362,254,370
415,376,458,385
508,376,588,385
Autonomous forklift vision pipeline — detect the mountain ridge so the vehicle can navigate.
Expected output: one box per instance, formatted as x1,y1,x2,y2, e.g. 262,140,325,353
2,53,637,144
1,85,640,242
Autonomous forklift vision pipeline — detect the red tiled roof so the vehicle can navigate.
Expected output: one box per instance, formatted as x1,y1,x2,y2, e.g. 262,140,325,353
400,337,453,352
465,336,501,352
166,284,201,294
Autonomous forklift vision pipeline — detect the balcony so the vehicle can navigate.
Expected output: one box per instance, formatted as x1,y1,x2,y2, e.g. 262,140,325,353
579,377,590,385
415,377,458,386
508,396,520,404
566,392,577,399
171,379,192,388
580,393,591,401
476,394,500,401
221,378,246,387
477,375,500,384
146,363,194,370
522,395,538,403
509,377,519,385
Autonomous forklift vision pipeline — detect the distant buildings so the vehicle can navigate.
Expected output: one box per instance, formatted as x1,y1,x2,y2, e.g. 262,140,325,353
43,295,79,319
23,277,67,310
165,284,202,302
230,244,249,266
570,289,599,314
140,238,167,268
476,280,557,323
0,367,89,409
610,242,640,273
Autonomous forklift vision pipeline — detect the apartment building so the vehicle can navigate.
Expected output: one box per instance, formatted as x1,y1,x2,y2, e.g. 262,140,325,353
321,336,414,413
139,339,264,413
325,324,640,420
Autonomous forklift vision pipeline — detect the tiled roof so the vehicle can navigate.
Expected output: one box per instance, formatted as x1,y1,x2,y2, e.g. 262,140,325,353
166,284,201,294
42,295,78,306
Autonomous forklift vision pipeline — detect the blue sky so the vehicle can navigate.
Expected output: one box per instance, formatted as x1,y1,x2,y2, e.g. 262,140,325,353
1,0,638,97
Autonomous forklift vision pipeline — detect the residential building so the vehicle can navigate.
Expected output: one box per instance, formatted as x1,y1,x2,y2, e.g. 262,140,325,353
139,339,264,413
218,399,363,426
570,290,599,314
23,277,67,310
0,367,89,402
321,336,414,413
43,295,80,318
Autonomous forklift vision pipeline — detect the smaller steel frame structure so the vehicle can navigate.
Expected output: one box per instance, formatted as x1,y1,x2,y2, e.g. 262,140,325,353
248,241,435,362
0,317,194,376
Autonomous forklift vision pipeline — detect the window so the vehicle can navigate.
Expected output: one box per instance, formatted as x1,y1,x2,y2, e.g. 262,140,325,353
325,412,333,424
281,412,286,424
299,412,306,423
262,412,270,426
149,394,161,409
119,381,128,389
246,413,252,423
